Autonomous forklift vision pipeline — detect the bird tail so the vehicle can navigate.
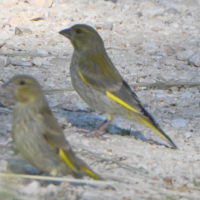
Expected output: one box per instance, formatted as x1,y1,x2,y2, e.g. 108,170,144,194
58,149,102,180
136,114,177,149
79,165,102,180
105,81,177,149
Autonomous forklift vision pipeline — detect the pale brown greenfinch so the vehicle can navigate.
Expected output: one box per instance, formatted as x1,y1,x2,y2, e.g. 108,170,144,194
3,75,101,179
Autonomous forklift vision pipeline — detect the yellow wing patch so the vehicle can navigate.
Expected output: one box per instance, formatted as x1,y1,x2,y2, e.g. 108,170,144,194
138,116,167,141
78,72,139,114
106,91,140,114
78,71,90,85
58,149,76,171
81,167,101,180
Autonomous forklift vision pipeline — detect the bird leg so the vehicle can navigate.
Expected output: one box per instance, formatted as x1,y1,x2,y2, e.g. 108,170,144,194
84,115,112,138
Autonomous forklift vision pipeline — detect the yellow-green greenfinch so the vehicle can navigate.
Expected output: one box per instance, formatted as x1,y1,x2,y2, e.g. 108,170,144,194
59,24,177,149
3,75,101,179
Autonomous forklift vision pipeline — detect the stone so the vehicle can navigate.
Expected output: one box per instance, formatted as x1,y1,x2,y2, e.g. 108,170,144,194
171,118,187,128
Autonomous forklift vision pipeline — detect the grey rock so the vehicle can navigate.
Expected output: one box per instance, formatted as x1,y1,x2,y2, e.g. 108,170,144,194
171,118,187,128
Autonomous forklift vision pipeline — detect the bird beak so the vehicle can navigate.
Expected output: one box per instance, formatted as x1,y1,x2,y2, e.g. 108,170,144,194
59,28,72,38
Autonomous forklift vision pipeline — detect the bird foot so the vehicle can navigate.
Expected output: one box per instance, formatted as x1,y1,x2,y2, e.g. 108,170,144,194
81,129,107,140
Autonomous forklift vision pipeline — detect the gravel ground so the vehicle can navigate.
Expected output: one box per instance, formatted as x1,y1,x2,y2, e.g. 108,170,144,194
0,0,200,199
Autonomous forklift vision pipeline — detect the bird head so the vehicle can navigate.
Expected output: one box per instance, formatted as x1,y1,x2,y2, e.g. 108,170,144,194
59,24,104,51
2,75,43,105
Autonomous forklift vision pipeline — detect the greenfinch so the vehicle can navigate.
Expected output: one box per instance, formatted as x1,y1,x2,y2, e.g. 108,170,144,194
3,75,101,179
59,24,177,149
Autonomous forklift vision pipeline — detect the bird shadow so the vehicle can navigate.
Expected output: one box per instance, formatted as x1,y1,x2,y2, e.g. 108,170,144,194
7,158,96,187
0,103,6,108
59,109,167,147
5,109,167,184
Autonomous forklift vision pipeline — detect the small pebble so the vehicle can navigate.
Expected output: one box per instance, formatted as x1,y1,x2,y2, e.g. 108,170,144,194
171,118,187,128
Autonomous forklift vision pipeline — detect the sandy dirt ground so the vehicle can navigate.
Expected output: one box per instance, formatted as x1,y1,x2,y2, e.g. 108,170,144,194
0,0,200,199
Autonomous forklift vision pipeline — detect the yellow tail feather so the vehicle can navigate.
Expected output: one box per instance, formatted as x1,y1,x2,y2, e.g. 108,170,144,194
81,167,101,180
59,149,101,179
78,71,90,85
106,91,140,114
58,149,76,171
138,116,167,141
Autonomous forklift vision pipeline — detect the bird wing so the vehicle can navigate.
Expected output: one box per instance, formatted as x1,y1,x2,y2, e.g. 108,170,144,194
77,53,123,91
108,82,177,148
40,106,101,179
77,55,177,148
78,53,146,114
40,107,79,171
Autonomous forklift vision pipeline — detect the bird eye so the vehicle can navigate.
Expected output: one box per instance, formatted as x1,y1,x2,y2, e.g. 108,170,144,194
75,28,82,34
19,80,26,85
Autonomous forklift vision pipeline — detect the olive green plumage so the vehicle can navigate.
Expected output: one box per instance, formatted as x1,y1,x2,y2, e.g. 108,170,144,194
3,75,101,179
59,24,177,149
